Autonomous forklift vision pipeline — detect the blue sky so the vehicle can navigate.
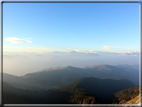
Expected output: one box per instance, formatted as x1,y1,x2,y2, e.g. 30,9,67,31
3,3,139,53
3,3,140,75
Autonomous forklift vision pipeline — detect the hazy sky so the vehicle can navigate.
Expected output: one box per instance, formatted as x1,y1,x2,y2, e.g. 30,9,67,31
3,3,140,76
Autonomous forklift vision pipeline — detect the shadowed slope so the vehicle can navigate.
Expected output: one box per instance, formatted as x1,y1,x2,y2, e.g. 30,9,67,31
60,77,135,101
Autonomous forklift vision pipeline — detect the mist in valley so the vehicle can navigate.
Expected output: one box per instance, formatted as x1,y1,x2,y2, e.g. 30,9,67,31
3,52,139,76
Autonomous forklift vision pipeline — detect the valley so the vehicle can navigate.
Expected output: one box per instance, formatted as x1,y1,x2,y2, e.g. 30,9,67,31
3,64,140,104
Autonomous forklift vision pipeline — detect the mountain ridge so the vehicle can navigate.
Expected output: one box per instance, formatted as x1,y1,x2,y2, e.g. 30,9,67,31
3,64,139,90
3,77,138,104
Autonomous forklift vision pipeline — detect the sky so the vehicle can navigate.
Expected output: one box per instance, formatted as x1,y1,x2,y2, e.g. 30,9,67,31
3,3,140,76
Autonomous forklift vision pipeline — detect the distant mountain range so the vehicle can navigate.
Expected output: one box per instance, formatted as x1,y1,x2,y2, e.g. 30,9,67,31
3,64,139,90
85,64,139,70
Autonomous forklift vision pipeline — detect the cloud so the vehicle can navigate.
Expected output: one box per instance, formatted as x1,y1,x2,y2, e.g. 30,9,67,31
86,53,99,56
102,46,111,50
122,51,139,56
66,48,71,52
52,51,66,54
3,50,139,76
67,48,71,50
90,50,98,53
68,49,83,53
4,37,32,44
69,51,78,54
68,50,99,57
75,49,80,52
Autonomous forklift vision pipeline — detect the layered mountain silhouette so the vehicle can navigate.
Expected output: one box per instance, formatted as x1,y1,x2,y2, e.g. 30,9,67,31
3,65,139,90
3,64,139,104
3,77,136,104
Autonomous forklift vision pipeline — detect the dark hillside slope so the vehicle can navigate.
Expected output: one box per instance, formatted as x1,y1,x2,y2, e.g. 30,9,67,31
60,77,135,101
3,82,96,104
3,82,42,104
3,77,135,104
3,82,73,104
3,73,47,90
110,86,139,104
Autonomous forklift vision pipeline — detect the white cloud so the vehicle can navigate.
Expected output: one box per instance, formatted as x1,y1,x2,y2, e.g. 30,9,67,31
102,46,121,51
75,49,80,52
90,50,97,53
122,51,139,56
4,37,32,44
67,48,71,50
102,46,111,50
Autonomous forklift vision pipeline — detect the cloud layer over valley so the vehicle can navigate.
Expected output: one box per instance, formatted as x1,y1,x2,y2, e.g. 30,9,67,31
3,51,139,76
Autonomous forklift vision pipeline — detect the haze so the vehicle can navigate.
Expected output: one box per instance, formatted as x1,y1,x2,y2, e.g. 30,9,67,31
3,51,139,76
